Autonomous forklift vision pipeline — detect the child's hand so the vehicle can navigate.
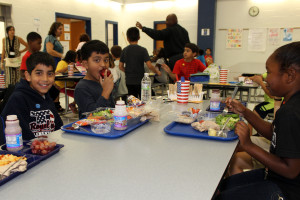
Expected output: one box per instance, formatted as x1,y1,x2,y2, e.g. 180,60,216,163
161,64,172,74
235,121,252,148
225,98,246,116
100,70,114,99
156,70,162,76
250,75,263,84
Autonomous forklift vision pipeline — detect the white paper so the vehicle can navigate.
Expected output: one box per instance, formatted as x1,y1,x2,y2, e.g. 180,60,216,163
64,24,70,32
268,28,280,45
33,18,41,33
283,28,293,41
248,28,267,52
226,29,242,48
60,41,69,55
64,33,70,41
201,29,210,36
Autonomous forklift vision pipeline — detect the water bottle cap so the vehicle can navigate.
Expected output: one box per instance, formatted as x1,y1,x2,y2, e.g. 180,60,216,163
116,100,125,105
7,115,17,120
144,73,149,76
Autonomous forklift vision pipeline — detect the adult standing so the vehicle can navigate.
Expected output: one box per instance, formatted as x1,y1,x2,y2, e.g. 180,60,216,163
43,22,64,66
1,26,28,86
136,14,190,70
43,22,64,112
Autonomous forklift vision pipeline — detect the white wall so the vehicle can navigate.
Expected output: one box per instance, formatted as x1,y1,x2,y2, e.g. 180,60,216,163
215,0,300,81
1,0,198,56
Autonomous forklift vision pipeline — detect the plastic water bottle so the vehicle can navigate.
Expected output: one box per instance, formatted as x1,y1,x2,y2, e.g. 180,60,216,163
141,73,151,103
5,115,23,152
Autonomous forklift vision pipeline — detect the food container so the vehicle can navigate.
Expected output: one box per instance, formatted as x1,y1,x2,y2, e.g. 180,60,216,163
189,73,210,83
90,121,112,134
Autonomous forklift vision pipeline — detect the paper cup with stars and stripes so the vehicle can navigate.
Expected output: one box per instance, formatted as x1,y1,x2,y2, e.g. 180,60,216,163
177,80,190,103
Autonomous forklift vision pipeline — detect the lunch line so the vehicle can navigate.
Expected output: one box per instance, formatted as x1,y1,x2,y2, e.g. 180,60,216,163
0,99,240,200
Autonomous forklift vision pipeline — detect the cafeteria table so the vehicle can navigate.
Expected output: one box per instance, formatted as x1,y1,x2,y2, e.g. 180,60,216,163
198,82,259,102
0,99,239,200
55,74,84,112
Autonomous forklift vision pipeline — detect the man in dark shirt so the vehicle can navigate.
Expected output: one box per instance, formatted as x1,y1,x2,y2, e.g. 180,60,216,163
136,14,190,70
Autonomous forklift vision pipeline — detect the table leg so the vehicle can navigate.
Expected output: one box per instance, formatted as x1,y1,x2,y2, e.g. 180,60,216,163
240,90,243,101
248,88,251,102
65,81,69,111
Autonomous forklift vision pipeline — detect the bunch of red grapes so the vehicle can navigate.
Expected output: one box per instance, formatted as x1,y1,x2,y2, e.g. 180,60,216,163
30,139,56,155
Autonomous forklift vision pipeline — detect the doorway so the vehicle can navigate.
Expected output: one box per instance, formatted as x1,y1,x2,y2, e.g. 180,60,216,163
55,13,91,52
153,21,166,51
105,20,118,50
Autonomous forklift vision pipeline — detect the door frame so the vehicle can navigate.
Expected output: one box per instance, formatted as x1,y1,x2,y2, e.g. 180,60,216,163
153,21,166,50
55,12,92,39
105,20,118,46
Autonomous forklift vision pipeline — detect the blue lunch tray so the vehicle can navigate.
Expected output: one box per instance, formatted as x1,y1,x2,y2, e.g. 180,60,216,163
1,142,64,161
164,121,239,141
61,117,149,138
0,151,41,186
0,141,64,186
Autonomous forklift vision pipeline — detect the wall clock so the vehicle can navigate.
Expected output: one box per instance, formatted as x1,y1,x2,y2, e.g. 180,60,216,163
249,6,259,17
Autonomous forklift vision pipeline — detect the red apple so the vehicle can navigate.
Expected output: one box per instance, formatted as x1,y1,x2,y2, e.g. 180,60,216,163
99,69,111,78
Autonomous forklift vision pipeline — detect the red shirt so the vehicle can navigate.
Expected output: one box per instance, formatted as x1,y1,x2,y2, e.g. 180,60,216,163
20,51,31,71
172,58,206,80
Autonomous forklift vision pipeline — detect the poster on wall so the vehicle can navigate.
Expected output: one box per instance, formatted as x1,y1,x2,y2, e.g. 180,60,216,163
248,28,267,52
64,33,70,41
64,24,70,32
33,18,41,33
283,28,293,41
268,28,280,45
226,29,242,48
60,41,69,56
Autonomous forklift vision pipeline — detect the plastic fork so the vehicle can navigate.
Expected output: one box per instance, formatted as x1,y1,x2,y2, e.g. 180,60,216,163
223,86,239,113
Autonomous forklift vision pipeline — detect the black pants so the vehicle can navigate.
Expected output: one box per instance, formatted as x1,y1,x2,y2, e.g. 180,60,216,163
126,84,141,99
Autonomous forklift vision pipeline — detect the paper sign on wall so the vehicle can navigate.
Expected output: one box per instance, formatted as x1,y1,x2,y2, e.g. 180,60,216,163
201,29,210,36
64,33,70,41
268,28,280,45
226,29,242,48
64,24,70,32
248,28,267,52
283,28,293,41
60,41,69,55
33,18,41,33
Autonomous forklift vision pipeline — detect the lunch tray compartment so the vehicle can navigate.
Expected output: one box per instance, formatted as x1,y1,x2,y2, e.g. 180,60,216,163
61,117,149,138
164,121,238,141
0,141,64,186
0,151,41,186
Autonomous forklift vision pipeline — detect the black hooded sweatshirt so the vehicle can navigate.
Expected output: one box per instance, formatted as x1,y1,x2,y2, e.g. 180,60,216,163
0,79,63,145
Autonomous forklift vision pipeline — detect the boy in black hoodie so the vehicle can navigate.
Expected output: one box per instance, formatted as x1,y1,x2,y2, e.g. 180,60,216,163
0,52,63,145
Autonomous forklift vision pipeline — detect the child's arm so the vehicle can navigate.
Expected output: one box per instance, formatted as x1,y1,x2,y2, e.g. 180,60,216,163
250,75,274,99
235,121,300,179
18,37,28,54
56,62,70,73
161,64,177,81
119,62,125,72
145,61,161,76
226,98,273,139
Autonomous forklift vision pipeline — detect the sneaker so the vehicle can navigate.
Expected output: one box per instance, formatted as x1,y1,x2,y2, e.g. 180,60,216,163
68,103,78,114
